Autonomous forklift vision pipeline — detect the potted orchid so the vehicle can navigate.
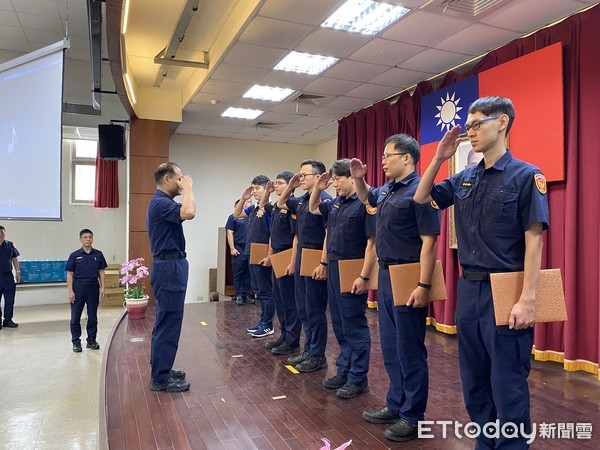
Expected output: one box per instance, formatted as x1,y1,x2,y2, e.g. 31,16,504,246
120,258,150,319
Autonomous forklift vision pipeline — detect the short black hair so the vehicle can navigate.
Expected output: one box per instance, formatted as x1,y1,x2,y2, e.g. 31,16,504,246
468,96,515,134
251,175,270,186
276,171,294,183
300,159,326,175
330,159,351,177
154,162,179,184
0,225,5,232
80,228,93,238
384,134,421,163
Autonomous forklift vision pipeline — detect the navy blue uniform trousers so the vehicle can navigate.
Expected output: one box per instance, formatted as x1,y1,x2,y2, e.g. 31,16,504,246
0,274,16,321
456,277,533,449
378,267,428,424
150,259,188,383
272,252,300,346
249,264,274,327
70,280,99,343
231,244,250,298
294,251,328,357
327,261,371,385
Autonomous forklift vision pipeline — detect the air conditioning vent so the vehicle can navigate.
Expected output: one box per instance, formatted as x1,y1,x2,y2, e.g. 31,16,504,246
436,0,506,17
254,122,281,129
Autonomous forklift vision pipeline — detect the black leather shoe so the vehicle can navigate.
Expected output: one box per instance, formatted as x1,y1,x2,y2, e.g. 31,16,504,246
362,406,399,424
235,296,245,305
2,319,18,328
171,370,186,380
337,382,369,399
296,355,327,373
287,351,310,365
244,296,255,304
86,339,100,350
384,418,418,442
73,342,83,353
264,336,285,349
272,342,299,355
322,375,347,389
149,377,191,392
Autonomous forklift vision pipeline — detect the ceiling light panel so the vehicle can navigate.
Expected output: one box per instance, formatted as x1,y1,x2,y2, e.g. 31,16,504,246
321,0,411,36
221,107,264,120
274,51,339,75
243,85,295,102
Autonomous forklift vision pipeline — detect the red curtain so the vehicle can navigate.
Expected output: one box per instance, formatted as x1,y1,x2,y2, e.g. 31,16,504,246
94,152,119,208
337,4,600,376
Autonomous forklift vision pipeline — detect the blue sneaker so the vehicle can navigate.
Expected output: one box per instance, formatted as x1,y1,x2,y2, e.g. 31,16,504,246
252,323,274,338
246,322,261,334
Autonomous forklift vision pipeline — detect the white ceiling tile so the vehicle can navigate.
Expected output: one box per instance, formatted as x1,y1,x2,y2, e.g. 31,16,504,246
211,63,268,85
381,0,431,7
270,101,319,115
239,16,312,49
190,92,239,105
326,96,370,111
345,83,401,100
268,130,306,138
223,42,289,69
17,13,64,33
201,79,250,97
258,111,302,123
0,36,30,52
258,0,340,26
0,0,14,11
0,25,25,40
13,0,60,18
65,47,89,61
24,28,65,45
322,59,388,82
302,77,360,96
348,38,425,66
435,23,523,56
296,28,371,58
63,20,88,38
369,67,432,88
57,2,88,23
381,11,472,46
257,70,314,90
66,34,89,50
0,10,19,26
398,48,471,73
280,122,320,132
307,107,348,119
292,115,332,126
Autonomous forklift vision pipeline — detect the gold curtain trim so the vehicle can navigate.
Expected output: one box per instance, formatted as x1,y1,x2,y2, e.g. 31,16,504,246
532,347,599,380
426,317,457,335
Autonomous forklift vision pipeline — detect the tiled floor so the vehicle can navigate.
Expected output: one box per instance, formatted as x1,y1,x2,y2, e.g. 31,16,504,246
105,301,600,450
0,304,123,450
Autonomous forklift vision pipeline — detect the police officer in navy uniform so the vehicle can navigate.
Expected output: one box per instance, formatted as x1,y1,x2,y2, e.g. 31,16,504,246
66,229,107,352
277,160,332,373
234,175,275,339
352,135,440,442
415,97,549,449
147,162,196,392
309,159,377,399
259,172,302,355
225,199,253,305
0,225,20,329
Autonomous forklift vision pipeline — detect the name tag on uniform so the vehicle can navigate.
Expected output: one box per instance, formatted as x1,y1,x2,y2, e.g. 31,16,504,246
462,182,473,188
76,256,83,260
333,204,340,209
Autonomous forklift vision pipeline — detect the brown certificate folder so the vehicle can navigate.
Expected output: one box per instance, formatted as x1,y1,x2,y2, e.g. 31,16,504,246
338,259,378,292
270,248,293,279
299,249,323,277
490,269,567,325
389,260,447,306
249,243,269,265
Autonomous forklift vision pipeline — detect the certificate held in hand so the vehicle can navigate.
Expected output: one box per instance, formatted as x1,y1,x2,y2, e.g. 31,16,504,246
270,248,293,278
299,249,322,277
249,243,269,265
389,260,447,306
338,259,378,293
490,269,567,326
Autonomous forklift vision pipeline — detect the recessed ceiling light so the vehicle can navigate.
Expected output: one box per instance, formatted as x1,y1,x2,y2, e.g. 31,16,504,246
321,0,410,36
274,51,339,75
221,107,264,120
243,85,295,102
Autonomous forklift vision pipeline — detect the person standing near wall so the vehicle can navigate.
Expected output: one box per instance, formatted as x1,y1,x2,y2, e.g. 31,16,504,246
0,225,20,329
225,199,253,305
66,229,107,352
147,162,196,392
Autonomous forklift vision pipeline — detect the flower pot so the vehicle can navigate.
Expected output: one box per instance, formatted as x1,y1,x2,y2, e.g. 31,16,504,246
124,295,149,319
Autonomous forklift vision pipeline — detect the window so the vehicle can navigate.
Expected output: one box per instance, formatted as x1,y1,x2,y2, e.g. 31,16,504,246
71,139,97,204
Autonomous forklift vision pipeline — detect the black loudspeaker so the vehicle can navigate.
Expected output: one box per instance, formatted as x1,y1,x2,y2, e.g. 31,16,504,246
98,124,125,160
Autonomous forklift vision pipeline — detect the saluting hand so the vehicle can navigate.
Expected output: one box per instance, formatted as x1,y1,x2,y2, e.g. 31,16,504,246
288,173,302,189
315,172,331,191
350,158,367,178
241,186,253,201
434,125,462,162
178,175,193,189
266,180,275,194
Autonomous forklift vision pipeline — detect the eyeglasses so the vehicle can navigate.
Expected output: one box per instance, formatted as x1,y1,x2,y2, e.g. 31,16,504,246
298,173,317,179
382,152,408,161
464,116,499,133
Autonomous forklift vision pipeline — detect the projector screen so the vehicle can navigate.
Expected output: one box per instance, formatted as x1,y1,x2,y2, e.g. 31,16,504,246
0,44,65,220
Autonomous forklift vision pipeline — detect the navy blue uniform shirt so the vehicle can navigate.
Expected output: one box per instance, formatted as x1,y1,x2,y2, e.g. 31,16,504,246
0,240,19,274
320,193,376,260
146,190,185,257
265,199,295,251
287,191,332,249
225,214,249,247
430,150,549,272
368,171,440,263
243,204,271,255
66,248,107,279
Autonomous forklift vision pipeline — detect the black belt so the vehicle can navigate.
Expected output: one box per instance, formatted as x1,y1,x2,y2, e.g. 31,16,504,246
155,251,186,260
463,270,491,281
75,278,98,283
298,244,322,251
379,260,408,270
327,253,343,261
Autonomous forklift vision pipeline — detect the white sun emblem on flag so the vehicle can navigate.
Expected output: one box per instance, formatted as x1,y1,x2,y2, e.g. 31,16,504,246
435,92,462,132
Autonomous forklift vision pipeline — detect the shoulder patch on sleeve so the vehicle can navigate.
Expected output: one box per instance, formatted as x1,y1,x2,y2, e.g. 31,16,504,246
430,200,439,209
291,214,297,220
366,205,377,215
534,174,547,195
